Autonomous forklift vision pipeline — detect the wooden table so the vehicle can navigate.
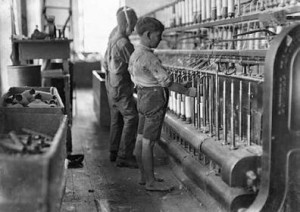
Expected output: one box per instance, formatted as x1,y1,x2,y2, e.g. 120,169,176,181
11,39,73,125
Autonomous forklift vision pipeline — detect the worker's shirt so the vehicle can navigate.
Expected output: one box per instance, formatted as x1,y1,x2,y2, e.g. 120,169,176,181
129,44,172,88
105,33,135,99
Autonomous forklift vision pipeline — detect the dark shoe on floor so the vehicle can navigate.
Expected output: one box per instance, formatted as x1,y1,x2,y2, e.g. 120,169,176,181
110,151,118,162
116,157,138,169
67,154,84,169
67,154,84,163
68,161,83,169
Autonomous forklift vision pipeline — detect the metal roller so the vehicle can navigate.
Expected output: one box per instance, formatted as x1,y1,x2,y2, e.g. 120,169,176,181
212,0,217,20
222,0,228,19
197,0,202,23
201,0,206,22
228,0,235,17
209,75,214,136
206,0,211,21
217,0,222,19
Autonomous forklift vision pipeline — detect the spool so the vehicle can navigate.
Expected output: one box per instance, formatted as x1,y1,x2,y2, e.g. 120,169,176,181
7,65,41,87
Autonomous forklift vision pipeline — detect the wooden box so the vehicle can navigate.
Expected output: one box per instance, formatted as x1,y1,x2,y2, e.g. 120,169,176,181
92,70,110,127
0,87,64,114
0,111,67,212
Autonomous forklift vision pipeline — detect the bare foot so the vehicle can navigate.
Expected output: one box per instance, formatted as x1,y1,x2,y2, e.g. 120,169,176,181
145,181,174,192
139,177,164,185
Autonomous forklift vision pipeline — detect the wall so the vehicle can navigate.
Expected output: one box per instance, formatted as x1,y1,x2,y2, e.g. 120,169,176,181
0,0,13,94
26,0,42,37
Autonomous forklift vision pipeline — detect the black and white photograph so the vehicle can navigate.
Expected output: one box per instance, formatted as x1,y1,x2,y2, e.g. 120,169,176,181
0,0,299,211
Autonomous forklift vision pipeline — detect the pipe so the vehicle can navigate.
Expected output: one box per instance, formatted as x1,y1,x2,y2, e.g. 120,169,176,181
164,113,262,187
159,136,256,211
239,80,243,141
247,82,251,146
164,65,264,82
215,66,220,140
209,76,214,136
223,79,228,144
230,79,237,150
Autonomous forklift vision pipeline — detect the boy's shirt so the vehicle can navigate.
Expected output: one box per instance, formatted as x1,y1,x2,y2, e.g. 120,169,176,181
105,33,135,99
103,26,117,73
129,44,172,88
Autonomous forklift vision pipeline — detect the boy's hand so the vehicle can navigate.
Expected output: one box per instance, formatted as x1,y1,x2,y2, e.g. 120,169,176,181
181,80,192,88
185,87,197,97
169,82,196,97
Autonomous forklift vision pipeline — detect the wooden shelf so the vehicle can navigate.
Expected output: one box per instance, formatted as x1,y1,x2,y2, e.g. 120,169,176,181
11,39,73,125
12,39,73,60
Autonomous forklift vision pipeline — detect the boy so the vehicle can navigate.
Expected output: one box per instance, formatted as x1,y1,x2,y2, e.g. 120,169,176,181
103,7,138,168
129,17,194,191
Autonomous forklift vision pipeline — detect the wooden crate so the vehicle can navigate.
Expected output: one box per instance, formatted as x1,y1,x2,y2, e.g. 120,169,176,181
0,87,64,114
92,70,110,127
0,111,67,212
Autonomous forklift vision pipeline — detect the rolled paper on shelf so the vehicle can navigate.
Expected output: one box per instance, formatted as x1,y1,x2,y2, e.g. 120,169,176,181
35,91,57,101
217,0,222,19
228,0,235,17
222,0,228,18
177,93,181,117
201,0,206,21
206,0,211,21
181,95,186,120
15,94,29,106
172,92,177,114
21,89,35,102
28,99,52,108
185,96,192,123
212,0,217,20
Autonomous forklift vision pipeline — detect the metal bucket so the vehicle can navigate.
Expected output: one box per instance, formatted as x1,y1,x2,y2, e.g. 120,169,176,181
7,65,41,87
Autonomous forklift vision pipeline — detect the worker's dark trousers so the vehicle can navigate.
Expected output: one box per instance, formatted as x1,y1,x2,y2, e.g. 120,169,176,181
107,92,138,159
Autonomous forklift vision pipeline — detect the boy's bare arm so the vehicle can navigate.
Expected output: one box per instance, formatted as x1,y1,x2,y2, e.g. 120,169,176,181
168,82,197,97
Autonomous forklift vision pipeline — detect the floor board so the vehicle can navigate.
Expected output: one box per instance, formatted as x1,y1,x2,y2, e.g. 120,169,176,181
61,89,207,212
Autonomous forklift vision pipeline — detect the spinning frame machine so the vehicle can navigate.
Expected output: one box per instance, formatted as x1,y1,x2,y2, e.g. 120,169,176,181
137,0,300,211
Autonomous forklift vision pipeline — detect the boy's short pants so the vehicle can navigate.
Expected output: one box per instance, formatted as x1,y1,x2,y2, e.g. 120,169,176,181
137,86,169,141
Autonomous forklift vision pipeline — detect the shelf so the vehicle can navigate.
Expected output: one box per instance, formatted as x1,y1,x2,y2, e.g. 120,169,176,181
164,5,300,33
12,39,73,60
44,6,70,10
163,64,264,82
12,39,73,43
155,49,267,58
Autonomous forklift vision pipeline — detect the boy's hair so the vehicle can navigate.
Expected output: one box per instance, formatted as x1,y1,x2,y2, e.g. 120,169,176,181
136,17,165,36
116,6,137,33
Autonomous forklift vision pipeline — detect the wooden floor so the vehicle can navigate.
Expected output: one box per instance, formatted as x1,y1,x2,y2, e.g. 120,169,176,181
60,89,207,212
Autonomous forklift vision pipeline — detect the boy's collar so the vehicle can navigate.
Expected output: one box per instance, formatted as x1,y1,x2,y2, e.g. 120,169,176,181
137,43,153,52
